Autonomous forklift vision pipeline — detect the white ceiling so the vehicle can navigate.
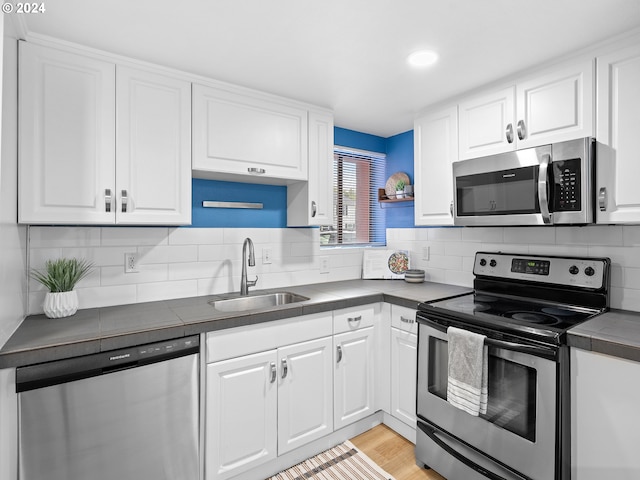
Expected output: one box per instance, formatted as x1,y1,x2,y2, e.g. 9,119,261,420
18,0,640,138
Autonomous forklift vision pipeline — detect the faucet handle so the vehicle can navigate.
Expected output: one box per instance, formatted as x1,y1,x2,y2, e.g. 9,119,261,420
247,276,258,287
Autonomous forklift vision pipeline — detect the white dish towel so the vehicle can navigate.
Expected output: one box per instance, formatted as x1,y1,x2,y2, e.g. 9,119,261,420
446,326,488,416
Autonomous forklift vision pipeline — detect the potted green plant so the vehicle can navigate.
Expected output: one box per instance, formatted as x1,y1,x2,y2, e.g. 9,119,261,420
395,179,406,199
30,258,94,318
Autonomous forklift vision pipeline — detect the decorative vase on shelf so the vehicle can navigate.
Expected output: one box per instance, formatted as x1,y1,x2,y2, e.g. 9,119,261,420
395,190,405,199
43,291,79,318
395,180,406,199
30,258,94,319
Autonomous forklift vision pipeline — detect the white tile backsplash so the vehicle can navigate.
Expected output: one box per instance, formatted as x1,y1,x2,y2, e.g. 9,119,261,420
26,225,640,315
387,225,640,313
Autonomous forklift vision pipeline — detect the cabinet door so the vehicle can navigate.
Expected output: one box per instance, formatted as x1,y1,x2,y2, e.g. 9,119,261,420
391,328,417,427
596,44,640,224
571,349,640,479
277,336,333,455
115,66,191,225
458,86,515,160
516,59,594,149
334,327,375,429
206,350,278,480
19,42,115,224
287,110,334,226
192,84,308,182
414,105,458,226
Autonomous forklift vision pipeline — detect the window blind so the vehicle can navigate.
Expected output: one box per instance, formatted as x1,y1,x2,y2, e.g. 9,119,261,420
320,147,386,247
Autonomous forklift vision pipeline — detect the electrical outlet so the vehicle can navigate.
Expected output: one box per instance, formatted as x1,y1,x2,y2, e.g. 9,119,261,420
262,247,273,265
319,256,330,274
124,252,138,273
422,246,430,261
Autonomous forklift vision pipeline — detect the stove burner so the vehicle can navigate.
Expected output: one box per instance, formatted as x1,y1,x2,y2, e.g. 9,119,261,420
504,311,560,325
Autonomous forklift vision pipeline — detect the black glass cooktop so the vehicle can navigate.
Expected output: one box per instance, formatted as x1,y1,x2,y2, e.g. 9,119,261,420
425,292,601,336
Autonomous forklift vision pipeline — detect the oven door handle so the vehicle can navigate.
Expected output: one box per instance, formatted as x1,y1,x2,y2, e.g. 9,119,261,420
418,315,557,360
419,422,532,480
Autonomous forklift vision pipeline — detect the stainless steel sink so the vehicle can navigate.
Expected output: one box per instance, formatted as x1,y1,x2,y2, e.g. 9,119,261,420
209,292,309,313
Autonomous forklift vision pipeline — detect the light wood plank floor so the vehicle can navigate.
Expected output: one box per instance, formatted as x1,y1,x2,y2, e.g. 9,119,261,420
350,424,446,480
351,425,446,480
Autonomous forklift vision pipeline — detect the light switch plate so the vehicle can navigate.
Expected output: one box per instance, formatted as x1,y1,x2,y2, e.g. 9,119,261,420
262,248,273,264
319,256,330,274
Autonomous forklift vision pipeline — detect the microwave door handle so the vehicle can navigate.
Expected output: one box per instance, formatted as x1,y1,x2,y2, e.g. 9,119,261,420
538,153,552,224
419,423,530,480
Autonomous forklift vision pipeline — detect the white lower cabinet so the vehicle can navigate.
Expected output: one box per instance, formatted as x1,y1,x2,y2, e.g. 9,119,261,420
571,348,640,479
206,350,278,480
333,327,376,429
204,314,333,480
389,305,418,428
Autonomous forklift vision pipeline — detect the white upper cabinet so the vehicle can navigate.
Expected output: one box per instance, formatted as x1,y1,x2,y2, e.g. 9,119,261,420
115,66,192,224
19,42,116,224
414,105,458,226
595,43,640,224
458,59,594,160
19,42,192,225
458,86,515,160
192,84,308,183
287,109,334,226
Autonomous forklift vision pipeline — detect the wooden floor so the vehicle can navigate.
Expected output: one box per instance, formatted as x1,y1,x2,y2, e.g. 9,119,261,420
350,424,446,480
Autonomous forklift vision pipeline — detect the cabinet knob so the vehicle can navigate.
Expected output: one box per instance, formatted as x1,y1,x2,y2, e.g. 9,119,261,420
311,201,317,218
121,190,128,213
598,187,607,212
517,120,526,140
505,123,514,144
281,358,288,379
336,345,343,364
105,189,112,213
248,167,266,175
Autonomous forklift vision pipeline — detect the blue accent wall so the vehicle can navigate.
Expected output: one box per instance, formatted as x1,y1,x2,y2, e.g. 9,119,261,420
190,127,417,229
191,179,287,227
385,130,415,228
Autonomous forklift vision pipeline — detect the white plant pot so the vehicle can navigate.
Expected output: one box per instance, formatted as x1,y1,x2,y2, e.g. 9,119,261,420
396,190,405,199
43,291,79,318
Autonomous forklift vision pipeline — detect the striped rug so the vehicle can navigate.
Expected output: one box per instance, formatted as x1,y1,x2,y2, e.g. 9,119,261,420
267,440,395,480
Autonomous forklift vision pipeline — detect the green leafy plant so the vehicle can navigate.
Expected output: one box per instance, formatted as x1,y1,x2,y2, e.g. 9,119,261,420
395,179,406,191
30,258,94,293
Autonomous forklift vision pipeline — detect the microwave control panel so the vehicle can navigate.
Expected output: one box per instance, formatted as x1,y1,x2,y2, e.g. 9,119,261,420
552,158,581,211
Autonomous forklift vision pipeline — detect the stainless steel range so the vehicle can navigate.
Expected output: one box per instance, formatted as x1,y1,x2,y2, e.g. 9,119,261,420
415,252,610,480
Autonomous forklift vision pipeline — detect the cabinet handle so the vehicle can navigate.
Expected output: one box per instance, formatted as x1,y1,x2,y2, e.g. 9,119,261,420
400,316,415,324
270,362,277,383
517,120,526,140
105,189,112,212
505,123,514,144
248,167,266,175
347,315,362,323
281,358,288,379
450,201,454,217
336,345,343,364
121,190,128,213
311,201,317,218
598,187,607,212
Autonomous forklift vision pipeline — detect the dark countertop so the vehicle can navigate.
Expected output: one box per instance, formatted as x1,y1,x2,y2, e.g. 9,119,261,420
568,309,640,362
0,279,472,368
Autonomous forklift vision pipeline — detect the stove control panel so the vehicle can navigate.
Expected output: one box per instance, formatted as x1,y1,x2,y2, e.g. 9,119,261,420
473,252,609,289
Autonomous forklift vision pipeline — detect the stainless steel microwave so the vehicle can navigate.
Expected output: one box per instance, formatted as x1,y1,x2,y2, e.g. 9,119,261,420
452,137,595,226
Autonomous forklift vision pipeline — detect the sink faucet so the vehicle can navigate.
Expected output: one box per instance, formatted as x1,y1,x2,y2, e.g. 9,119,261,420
240,237,258,296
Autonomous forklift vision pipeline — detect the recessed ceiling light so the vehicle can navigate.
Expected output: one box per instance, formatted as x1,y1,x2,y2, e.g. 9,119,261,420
407,50,439,68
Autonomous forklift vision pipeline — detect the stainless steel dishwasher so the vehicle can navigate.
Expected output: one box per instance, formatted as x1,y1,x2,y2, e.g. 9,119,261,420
16,335,200,480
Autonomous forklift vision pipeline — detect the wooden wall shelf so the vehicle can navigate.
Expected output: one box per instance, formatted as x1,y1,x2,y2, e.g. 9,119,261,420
377,188,414,204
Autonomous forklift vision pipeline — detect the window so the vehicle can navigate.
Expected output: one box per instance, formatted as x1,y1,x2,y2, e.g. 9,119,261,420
320,147,386,247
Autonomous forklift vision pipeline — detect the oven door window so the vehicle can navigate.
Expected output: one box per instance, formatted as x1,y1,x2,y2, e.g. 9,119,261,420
456,166,539,216
428,336,537,442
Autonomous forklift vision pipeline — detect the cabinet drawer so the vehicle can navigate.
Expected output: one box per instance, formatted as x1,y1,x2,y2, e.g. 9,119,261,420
206,312,332,363
333,305,376,334
391,305,418,334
